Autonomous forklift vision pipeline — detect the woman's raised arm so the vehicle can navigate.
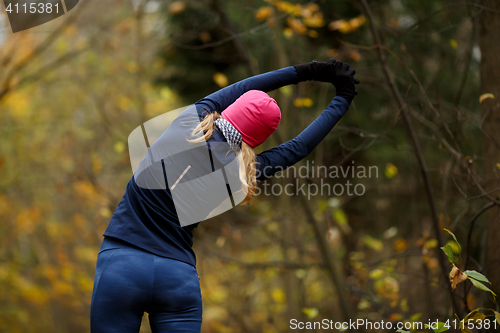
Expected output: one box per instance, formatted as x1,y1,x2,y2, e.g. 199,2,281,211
254,60,359,180
195,66,301,113
255,95,350,181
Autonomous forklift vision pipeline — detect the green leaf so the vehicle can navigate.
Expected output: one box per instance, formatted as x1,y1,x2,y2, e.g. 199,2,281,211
461,309,486,333
464,270,491,284
444,228,461,255
425,321,449,333
396,330,411,333
469,278,497,299
493,310,500,325
409,312,422,322
464,308,486,321
441,245,454,265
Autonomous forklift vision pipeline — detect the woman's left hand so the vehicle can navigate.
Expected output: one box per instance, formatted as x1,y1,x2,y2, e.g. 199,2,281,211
294,58,338,82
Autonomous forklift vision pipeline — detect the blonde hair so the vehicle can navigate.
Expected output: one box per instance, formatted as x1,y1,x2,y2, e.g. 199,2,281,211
188,111,256,205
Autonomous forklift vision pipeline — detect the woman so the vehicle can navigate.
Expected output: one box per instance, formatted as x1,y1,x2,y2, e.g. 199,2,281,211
90,58,359,333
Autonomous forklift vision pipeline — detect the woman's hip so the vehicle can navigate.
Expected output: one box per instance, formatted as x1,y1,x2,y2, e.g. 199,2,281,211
92,236,202,314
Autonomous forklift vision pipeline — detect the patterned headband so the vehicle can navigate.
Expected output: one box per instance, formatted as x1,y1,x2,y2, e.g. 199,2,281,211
214,118,242,152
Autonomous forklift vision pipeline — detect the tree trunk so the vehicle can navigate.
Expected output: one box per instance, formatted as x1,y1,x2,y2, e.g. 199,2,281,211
479,0,500,300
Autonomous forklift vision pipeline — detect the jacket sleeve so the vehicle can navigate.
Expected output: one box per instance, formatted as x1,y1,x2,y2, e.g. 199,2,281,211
255,96,350,181
195,66,300,113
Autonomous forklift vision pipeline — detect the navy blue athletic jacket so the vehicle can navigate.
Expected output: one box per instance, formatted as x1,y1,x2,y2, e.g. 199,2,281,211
103,66,350,267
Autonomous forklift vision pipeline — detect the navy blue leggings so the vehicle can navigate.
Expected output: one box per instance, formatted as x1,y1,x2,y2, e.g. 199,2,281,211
90,237,203,333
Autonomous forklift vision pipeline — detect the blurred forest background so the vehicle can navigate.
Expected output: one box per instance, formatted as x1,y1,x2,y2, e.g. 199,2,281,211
1,0,500,332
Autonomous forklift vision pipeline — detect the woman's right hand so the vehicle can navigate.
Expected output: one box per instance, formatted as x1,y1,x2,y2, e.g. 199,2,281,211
331,61,359,105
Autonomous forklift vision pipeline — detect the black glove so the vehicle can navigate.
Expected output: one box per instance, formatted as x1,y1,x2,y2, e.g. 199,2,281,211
294,58,338,83
331,61,359,105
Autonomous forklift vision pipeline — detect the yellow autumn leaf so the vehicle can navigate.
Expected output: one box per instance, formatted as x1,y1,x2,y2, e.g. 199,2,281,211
287,17,308,34
293,98,313,108
302,307,319,319
300,3,319,17
198,31,211,43
369,268,385,279
4,90,30,120
255,6,273,21
333,208,347,224
54,38,69,55
479,93,495,103
18,277,49,306
208,284,228,303
117,95,133,111
390,313,403,321
271,288,285,303
293,98,303,107
358,298,371,310
329,19,350,32
349,15,367,29
75,246,99,262
213,72,228,87
393,238,408,252
99,207,112,218
168,1,186,14
73,181,98,203
279,85,292,97
349,49,362,62
302,97,313,107
283,28,293,38
308,30,318,38
64,24,78,38
450,39,458,49
16,208,41,234
91,153,102,174
329,15,366,34
114,141,126,153
385,163,398,178
215,236,225,247
275,1,299,15
75,36,87,51
294,269,307,279
400,299,410,312
424,238,438,249
364,235,383,251
252,311,267,323
327,49,339,58
126,61,138,73
303,12,325,28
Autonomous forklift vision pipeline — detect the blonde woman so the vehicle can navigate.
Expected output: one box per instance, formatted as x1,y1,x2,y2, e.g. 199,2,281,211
90,58,359,333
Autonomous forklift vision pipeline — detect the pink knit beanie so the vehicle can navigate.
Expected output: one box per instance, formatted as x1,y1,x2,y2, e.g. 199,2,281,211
221,90,281,148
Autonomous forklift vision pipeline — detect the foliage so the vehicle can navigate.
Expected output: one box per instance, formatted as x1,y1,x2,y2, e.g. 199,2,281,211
0,0,498,332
